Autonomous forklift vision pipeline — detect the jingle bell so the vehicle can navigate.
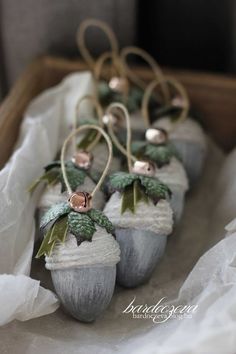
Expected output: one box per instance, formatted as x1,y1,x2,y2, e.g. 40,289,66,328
132,160,156,177
103,110,123,130
145,128,168,145
71,151,93,170
108,76,129,93
171,96,185,108
69,192,92,213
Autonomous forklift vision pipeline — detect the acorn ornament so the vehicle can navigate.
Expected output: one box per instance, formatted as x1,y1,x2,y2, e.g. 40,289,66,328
131,125,188,223
37,124,120,322
142,77,207,187
71,94,121,174
29,150,105,225
104,103,173,288
77,20,146,114
118,46,170,141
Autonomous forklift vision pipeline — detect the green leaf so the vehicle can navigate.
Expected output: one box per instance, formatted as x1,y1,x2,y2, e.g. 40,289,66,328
139,175,171,201
130,87,144,106
144,144,175,167
36,227,55,258
87,209,114,234
134,180,149,206
121,184,135,214
59,165,87,192
28,168,60,193
108,172,137,192
131,141,147,157
121,180,149,215
49,216,68,243
40,202,71,229
79,117,99,126
44,161,61,172
153,104,182,120
77,130,99,150
68,211,96,242
98,81,112,101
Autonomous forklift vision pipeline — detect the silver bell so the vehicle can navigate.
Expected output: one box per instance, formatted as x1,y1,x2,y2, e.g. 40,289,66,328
132,160,156,177
145,128,168,145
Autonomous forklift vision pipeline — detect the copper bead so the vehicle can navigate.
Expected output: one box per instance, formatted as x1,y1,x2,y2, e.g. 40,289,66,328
145,128,168,145
171,96,185,108
132,160,156,177
69,192,92,213
103,110,123,130
71,151,93,170
108,76,129,93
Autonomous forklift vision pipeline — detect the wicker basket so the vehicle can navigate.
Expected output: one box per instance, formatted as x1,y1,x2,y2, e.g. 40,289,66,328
0,56,236,168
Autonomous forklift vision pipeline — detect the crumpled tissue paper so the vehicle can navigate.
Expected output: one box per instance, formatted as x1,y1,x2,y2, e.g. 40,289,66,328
0,70,236,354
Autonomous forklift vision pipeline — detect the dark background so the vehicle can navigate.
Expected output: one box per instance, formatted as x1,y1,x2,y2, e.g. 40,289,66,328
0,0,235,99
138,0,233,73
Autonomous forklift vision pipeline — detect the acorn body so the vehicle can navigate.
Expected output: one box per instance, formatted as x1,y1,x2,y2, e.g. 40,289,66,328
104,192,173,288
46,230,120,322
154,157,189,223
152,117,207,186
115,228,167,287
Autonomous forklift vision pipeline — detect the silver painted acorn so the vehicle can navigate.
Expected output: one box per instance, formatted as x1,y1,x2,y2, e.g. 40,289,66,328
46,229,120,322
132,158,188,223
152,117,207,187
154,157,189,223
104,192,173,288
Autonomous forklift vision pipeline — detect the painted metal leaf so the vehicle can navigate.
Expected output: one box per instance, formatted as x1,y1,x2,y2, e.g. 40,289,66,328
139,175,171,201
59,165,87,192
68,211,96,242
28,168,60,193
144,144,174,167
44,161,61,172
77,129,99,150
87,209,114,234
131,141,147,158
49,216,68,243
79,117,99,126
153,104,181,119
133,180,149,206
121,184,135,214
108,172,137,192
40,202,71,229
36,227,55,258
98,80,113,104
121,180,149,214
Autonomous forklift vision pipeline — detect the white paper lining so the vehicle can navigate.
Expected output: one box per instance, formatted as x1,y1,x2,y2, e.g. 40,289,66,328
0,72,236,354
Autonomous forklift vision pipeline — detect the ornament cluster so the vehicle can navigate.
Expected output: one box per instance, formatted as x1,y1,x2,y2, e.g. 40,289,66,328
29,19,207,323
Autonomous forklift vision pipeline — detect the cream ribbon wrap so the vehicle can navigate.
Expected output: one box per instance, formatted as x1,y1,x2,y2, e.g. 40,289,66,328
104,192,173,236
45,227,120,270
152,117,207,147
155,157,189,192
38,177,105,211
